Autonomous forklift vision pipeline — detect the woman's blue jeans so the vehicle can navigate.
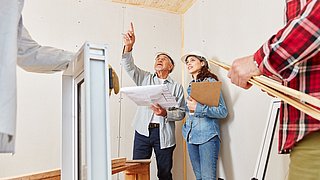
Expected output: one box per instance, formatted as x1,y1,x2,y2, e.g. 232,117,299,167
187,136,220,180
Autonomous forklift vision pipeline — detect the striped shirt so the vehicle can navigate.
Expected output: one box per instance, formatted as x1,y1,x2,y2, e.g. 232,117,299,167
254,0,320,154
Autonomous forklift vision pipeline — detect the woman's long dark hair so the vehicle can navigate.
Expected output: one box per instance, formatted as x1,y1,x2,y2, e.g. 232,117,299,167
197,66,219,81
188,55,219,81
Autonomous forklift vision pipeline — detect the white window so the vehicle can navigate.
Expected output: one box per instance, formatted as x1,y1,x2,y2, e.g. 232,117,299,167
252,99,289,180
62,42,111,180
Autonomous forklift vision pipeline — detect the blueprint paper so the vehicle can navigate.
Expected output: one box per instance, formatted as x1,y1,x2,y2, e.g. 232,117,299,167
120,84,178,108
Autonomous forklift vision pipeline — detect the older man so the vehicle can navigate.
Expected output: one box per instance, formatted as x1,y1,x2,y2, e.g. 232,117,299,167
122,23,185,180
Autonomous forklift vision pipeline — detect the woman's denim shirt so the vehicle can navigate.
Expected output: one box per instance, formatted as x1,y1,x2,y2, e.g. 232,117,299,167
182,77,228,144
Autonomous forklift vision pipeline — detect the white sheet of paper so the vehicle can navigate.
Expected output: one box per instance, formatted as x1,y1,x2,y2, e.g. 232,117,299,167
120,84,178,108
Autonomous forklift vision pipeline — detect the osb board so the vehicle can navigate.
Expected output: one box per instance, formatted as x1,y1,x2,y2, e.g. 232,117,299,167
112,0,196,14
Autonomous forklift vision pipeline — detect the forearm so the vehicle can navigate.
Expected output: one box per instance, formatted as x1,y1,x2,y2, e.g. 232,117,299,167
18,46,74,73
17,25,74,73
167,107,185,121
124,44,133,53
121,51,150,85
194,93,228,119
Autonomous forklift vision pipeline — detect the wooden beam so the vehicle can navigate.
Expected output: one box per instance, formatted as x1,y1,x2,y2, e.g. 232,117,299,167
208,59,320,120
6,169,60,180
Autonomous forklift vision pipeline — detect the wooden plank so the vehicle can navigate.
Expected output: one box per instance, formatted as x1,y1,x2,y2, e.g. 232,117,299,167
112,162,141,175
126,159,151,164
208,59,320,120
112,157,127,168
124,162,150,180
6,169,60,180
112,159,151,175
112,157,126,164
255,75,320,108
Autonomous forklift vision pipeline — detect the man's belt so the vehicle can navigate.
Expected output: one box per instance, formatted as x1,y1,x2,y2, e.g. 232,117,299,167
148,123,160,129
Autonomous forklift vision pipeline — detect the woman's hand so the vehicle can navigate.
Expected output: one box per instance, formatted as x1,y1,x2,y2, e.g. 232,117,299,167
187,96,197,111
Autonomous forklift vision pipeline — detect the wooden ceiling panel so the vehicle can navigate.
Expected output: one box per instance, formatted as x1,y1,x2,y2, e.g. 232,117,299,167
112,0,196,14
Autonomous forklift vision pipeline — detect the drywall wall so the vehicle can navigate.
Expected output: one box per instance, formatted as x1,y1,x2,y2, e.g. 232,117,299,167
0,0,183,179
183,0,289,179
0,0,292,179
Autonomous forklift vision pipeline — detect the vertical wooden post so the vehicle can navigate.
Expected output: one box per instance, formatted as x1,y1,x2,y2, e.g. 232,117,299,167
180,13,188,180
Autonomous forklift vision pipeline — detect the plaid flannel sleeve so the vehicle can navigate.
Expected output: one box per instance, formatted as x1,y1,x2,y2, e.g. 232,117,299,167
254,0,320,82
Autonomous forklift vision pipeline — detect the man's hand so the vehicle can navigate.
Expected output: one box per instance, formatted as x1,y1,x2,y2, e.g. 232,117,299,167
123,22,135,52
227,55,262,89
150,104,167,117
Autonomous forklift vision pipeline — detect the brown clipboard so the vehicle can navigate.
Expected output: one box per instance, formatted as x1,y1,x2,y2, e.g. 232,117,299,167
190,81,222,107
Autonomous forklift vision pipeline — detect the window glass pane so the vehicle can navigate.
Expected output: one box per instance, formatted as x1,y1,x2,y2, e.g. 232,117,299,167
78,80,87,180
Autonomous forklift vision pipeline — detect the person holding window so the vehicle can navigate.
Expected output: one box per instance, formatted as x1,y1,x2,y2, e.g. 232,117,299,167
0,0,75,152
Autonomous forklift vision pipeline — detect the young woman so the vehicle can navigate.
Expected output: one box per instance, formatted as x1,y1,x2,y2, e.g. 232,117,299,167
181,51,228,180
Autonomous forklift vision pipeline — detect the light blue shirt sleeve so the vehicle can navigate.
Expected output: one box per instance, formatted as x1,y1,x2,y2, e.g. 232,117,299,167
17,25,75,73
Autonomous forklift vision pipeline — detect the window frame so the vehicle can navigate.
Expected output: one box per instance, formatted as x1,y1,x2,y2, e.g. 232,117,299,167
62,42,111,180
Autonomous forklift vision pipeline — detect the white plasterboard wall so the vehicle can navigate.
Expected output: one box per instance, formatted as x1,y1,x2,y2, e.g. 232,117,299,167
0,0,182,179
182,0,289,179
0,0,291,179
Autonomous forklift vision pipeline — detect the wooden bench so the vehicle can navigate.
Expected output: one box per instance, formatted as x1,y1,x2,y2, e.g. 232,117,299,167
113,159,151,180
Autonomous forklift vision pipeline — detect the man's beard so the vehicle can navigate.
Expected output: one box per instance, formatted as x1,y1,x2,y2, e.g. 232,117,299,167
155,66,164,71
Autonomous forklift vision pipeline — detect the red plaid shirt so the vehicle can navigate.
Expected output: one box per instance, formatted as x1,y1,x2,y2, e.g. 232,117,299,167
254,0,320,154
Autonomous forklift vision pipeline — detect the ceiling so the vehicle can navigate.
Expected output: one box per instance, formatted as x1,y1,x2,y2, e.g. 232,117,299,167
112,0,196,14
